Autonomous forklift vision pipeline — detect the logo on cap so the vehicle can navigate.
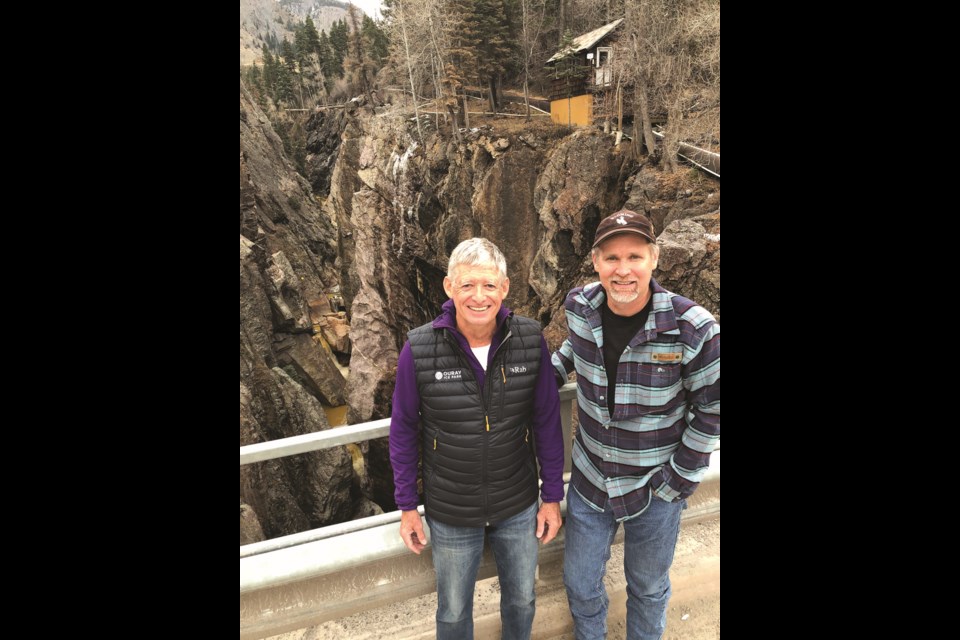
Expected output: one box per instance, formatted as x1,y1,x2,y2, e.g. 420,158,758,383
592,209,655,248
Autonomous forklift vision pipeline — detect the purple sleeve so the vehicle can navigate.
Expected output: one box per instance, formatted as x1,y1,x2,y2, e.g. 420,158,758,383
532,336,566,503
389,342,421,511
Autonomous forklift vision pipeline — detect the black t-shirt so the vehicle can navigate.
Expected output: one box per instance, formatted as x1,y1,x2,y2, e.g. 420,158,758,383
601,295,653,415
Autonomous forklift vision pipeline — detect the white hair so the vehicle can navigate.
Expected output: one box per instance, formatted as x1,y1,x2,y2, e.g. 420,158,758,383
447,238,508,283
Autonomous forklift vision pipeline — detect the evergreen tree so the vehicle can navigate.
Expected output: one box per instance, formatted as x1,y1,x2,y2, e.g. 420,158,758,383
302,16,321,54
280,38,297,74
329,20,348,78
280,37,303,106
444,0,513,114
295,22,311,71
274,63,296,105
361,15,390,67
294,17,327,104
318,31,338,91
248,61,262,91
445,0,480,122
474,0,513,112
261,45,277,95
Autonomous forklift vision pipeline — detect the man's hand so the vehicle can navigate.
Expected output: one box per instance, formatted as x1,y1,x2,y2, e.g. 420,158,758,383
400,509,427,554
536,502,562,545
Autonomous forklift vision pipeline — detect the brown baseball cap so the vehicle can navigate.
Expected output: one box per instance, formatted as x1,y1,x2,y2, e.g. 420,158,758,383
592,209,656,249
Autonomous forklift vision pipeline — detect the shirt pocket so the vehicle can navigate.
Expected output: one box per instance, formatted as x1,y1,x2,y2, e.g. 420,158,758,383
628,346,683,392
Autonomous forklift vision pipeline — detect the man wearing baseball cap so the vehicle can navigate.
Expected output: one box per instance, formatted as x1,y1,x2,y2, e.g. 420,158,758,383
552,209,720,640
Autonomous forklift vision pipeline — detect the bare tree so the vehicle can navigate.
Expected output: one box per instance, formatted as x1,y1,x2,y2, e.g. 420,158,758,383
383,0,462,140
390,0,425,142
568,0,625,34
428,2,465,138
679,0,720,152
518,0,549,121
620,0,719,171
345,3,378,107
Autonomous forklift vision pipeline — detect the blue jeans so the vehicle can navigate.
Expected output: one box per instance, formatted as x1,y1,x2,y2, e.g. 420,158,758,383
426,501,539,640
563,487,685,640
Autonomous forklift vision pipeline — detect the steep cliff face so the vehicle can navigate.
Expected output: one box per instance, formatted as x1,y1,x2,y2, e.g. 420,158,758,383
657,213,720,323
624,168,721,322
241,93,720,536
326,107,644,509
240,79,354,539
304,106,347,197
530,129,635,325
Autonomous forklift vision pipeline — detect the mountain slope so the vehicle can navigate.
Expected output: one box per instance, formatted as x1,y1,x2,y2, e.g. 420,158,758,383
240,0,352,66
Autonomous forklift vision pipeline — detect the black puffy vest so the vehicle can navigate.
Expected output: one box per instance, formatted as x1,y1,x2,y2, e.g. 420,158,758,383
408,314,542,527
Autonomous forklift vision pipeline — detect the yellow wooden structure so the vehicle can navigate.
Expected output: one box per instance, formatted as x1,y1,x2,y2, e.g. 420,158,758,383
550,95,593,127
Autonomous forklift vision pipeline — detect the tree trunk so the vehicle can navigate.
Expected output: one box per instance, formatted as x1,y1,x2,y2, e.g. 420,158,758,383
559,0,567,43
427,11,450,128
617,82,623,134
664,102,681,173
396,0,423,142
523,77,530,121
462,88,470,129
361,70,375,110
432,57,446,125
446,104,462,142
636,83,656,159
487,76,497,113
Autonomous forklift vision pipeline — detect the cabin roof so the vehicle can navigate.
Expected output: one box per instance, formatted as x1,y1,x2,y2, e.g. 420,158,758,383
547,18,624,63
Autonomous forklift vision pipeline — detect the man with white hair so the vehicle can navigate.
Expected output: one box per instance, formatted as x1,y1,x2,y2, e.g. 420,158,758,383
390,237,565,640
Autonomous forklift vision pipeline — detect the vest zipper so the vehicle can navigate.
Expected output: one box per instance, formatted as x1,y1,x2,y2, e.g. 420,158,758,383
499,364,506,426
442,322,514,525
444,331,495,521
485,328,512,522
488,329,512,428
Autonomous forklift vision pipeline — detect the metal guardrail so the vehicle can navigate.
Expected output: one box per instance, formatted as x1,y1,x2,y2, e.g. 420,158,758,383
239,383,719,639
239,418,391,465
240,386,578,466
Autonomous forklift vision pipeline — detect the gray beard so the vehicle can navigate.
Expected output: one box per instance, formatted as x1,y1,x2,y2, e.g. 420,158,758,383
608,290,639,304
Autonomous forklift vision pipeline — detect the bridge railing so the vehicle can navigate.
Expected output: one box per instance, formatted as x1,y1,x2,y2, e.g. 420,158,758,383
240,383,719,639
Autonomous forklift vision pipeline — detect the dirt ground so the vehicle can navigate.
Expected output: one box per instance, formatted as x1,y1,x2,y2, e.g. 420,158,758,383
269,518,719,640
596,517,721,640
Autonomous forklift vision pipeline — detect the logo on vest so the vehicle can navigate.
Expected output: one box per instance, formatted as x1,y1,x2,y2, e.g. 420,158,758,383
509,366,527,374
435,369,463,381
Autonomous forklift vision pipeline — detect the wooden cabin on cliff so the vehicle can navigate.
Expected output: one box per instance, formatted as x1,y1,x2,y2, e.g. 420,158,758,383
546,19,627,128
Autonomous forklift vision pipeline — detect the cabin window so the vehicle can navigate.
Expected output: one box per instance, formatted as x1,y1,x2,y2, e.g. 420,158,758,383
595,47,612,85
596,47,611,68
